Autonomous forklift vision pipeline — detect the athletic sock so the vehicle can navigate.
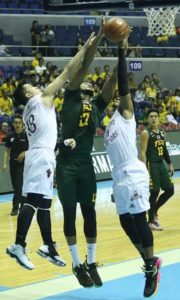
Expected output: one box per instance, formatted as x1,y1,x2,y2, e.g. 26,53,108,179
87,243,96,264
69,244,81,267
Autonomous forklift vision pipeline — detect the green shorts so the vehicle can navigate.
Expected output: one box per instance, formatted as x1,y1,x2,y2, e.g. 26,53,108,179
56,156,96,208
148,161,173,192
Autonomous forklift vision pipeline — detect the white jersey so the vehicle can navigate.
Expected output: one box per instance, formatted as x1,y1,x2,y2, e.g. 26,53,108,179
104,109,149,215
23,94,57,198
23,94,57,151
104,109,138,167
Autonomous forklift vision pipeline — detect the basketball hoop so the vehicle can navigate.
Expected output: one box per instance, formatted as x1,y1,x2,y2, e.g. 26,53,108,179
144,7,180,37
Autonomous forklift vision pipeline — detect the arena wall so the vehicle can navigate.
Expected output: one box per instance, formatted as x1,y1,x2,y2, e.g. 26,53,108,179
0,131,179,193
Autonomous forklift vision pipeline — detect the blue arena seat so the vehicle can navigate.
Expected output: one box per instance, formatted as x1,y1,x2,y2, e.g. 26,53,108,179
3,35,13,44
0,3,7,8
61,47,72,57
0,65,5,72
31,9,43,14
21,47,33,56
165,48,177,57
141,27,148,36
19,3,29,9
7,2,18,9
0,9,9,13
25,0,37,2
151,48,165,57
141,48,151,57
30,3,40,9
67,26,79,34
10,47,20,56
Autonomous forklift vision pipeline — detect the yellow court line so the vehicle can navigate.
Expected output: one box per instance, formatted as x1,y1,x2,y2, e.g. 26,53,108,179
0,249,180,300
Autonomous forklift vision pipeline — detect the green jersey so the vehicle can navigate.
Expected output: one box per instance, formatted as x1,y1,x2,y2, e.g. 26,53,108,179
59,88,107,158
146,127,166,162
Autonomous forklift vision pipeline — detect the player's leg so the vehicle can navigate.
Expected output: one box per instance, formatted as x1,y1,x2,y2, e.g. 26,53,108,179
148,163,162,230
155,163,174,216
63,203,94,288
37,197,66,267
6,193,38,270
119,211,161,297
155,185,174,211
117,162,162,298
80,203,102,288
133,212,162,298
16,164,25,211
128,165,162,298
79,165,102,287
12,164,25,214
56,160,79,265
56,159,94,288
119,213,145,261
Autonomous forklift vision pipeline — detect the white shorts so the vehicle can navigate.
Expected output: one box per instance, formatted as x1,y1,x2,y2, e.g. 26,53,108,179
23,149,55,199
112,160,150,215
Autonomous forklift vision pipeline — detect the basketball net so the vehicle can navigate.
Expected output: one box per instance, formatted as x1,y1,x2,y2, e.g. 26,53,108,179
144,7,179,37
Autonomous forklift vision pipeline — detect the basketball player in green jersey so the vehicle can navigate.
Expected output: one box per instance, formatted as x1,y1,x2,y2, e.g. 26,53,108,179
56,19,117,288
140,109,174,230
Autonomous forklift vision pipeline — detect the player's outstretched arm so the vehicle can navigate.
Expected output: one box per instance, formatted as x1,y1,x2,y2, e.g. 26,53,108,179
68,17,105,90
117,37,134,119
41,31,100,107
41,68,69,108
101,64,117,104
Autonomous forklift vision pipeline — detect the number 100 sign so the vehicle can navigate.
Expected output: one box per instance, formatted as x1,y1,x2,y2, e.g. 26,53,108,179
129,61,142,71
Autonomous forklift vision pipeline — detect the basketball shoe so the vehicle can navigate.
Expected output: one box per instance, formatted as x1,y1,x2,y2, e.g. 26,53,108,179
149,221,163,231
6,244,34,270
143,257,162,298
154,215,164,229
72,264,94,288
83,256,103,287
37,244,66,266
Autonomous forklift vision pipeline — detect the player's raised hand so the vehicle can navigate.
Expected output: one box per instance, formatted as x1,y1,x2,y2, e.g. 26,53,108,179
99,16,105,36
118,26,131,53
84,31,96,48
85,17,105,48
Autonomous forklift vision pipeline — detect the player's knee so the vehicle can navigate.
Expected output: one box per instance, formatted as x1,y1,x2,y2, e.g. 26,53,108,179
119,213,132,230
164,185,174,197
63,206,76,237
149,190,159,200
133,212,153,248
81,205,97,237
23,203,36,212
119,213,140,244
26,193,52,209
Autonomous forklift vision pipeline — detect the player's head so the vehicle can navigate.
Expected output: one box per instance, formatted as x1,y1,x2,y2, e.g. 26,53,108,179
80,82,94,100
13,83,41,105
147,108,159,127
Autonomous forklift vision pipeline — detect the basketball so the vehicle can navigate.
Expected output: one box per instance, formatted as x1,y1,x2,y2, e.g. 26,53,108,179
103,17,130,43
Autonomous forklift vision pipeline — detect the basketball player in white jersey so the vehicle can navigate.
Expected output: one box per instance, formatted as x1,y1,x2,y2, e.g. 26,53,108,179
104,38,162,298
6,32,96,270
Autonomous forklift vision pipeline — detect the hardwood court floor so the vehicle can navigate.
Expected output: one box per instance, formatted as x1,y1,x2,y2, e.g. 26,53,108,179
0,177,180,288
